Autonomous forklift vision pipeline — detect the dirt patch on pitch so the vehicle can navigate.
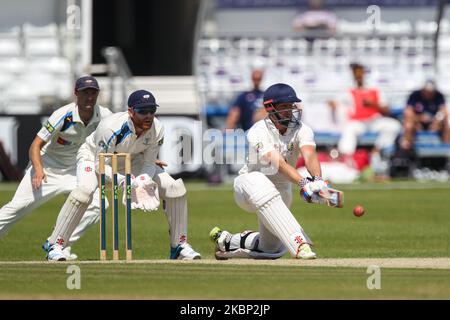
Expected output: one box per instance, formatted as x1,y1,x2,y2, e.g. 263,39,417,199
2,257,450,269
151,257,450,269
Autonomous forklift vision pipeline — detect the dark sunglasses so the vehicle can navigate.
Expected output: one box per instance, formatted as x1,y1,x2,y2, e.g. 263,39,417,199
134,106,157,115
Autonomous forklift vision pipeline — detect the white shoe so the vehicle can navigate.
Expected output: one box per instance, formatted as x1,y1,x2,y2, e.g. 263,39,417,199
63,247,78,261
296,243,317,259
47,244,67,261
170,243,201,260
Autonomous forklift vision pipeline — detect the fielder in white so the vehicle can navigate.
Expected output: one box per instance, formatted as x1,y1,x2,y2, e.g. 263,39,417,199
210,83,333,260
0,76,111,260
46,89,201,261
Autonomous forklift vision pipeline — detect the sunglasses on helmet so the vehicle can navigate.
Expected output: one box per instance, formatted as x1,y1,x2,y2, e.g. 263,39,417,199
134,105,157,115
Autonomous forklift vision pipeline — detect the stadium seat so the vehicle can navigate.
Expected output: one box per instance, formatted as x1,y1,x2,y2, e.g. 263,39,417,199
25,38,60,57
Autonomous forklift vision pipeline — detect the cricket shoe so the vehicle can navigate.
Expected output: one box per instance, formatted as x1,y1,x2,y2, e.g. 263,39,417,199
209,226,233,260
47,244,67,261
296,243,317,260
63,247,78,261
170,243,201,260
43,241,77,261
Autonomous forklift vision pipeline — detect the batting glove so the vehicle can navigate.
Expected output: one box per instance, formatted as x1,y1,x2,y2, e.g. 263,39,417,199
299,176,328,202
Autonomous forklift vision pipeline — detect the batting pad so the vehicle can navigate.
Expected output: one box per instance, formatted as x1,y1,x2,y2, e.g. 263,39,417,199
215,247,286,260
49,187,92,248
258,195,313,258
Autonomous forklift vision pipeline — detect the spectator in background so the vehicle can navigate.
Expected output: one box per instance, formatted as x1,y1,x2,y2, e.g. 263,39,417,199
328,63,401,176
225,69,266,131
400,80,450,150
292,0,337,34
208,69,266,184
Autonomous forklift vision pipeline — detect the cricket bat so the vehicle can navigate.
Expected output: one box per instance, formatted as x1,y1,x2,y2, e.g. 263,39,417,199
308,187,344,208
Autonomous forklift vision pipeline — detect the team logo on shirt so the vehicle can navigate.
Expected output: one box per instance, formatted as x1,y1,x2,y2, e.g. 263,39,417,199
98,140,108,151
255,142,263,153
43,121,55,134
56,136,73,145
288,143,294,152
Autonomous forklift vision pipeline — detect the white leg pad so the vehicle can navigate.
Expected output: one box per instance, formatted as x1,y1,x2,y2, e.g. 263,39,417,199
215,248,287,260
216,230,287,260
236,172,313,258
156,172,186,198
67,188,107,246
258,195,313,257
164,196,188,247
49,187,92,248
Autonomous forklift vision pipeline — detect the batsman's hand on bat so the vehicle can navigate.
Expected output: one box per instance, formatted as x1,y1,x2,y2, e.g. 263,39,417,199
299,176,344,208
299,176,328,202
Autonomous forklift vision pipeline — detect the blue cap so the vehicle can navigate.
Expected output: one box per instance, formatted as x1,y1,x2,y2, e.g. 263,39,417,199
263,83,301,106
75,76,100,91
128,90,159,109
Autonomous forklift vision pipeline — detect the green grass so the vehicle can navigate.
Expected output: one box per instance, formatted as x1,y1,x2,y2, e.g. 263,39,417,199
1,264,450,299
0,181,449,299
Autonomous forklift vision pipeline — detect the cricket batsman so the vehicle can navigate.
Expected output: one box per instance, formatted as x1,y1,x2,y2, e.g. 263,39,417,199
45,89,201,261
210,83,341,260
0,76,112,260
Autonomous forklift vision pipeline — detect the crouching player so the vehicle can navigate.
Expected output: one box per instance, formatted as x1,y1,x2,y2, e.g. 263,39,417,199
210,83,339,260
45,89,201,261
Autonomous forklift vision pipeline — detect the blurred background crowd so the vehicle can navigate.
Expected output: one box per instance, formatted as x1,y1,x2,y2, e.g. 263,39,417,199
0,0,449,184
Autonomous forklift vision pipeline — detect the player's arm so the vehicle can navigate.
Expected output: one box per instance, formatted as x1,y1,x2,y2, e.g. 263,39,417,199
299,139,344,208
30,110,66,190
29,136,48,190
300,145,322,178
264,150,304,185
92,126,123,183
141,126,165,178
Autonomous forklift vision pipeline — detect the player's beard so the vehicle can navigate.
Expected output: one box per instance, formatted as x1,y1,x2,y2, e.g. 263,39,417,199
137,115,154,131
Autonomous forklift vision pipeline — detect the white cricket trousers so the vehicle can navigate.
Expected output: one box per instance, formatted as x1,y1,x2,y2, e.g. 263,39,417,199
338,116,401,155
0,162,101,244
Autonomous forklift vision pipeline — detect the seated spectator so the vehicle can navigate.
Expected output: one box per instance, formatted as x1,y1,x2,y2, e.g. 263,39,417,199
292,0,337,34
400,80,450,150
328,63,402,176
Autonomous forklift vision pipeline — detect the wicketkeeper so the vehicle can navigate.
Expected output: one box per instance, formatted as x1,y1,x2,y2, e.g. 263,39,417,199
45,89,201,261
210,83,342,260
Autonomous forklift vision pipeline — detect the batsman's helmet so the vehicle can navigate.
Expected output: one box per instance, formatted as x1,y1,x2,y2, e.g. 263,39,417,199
263,83,302,106
263,83,302,128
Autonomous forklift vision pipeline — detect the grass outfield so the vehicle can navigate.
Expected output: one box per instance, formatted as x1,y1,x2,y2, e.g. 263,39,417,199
1,262,450,299
0,181,449,299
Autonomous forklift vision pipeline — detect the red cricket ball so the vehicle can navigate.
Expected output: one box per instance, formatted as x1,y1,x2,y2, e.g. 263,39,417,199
353,205,365,217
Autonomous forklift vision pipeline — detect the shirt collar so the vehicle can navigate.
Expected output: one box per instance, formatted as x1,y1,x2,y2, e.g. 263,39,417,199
73,104,102,126
126,112,156,137
264,117,295,137
126,114,136,134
